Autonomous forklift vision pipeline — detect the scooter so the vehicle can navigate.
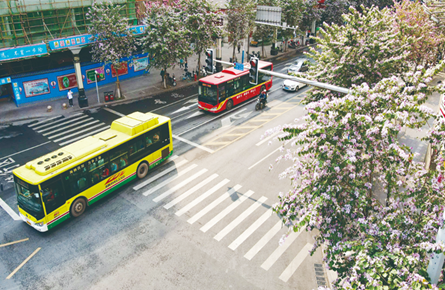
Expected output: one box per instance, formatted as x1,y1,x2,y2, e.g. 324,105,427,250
166,73,176,87
201,66,207,77
288,40,297,49
183,68,193,80
255,94,268,111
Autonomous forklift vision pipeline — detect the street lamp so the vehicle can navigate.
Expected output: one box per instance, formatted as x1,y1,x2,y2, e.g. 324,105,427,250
95,70,100,104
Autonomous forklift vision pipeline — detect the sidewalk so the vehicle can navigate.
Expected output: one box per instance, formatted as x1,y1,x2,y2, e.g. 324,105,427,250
0,40,312,125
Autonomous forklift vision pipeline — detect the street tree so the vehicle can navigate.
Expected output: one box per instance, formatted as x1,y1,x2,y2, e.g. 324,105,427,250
319,0,349,26
279,0,304,51
87,1,136,99
270,61,445,288
297,0,322,44
226,0,256,61
178,0,224,75
139,2,192,88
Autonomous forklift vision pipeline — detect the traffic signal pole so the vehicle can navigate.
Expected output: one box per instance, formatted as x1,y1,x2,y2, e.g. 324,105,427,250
216,37,223,73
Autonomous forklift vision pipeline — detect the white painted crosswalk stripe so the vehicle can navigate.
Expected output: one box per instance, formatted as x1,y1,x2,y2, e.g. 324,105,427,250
187,184,242,224
279,243,313,282
28,115,64,128
164,173,218,210
30,113,83,130
41,116,92,135
132,157,183,191
214,196,267,242
58,126,110,146
244,221,282,261
37,115,89,133
142,164,198,196
53,123,106,143
229,208,273,250
260,226,305,271
48,120,100,139
153,168,208,202
200,190,254,233
175,179,230,217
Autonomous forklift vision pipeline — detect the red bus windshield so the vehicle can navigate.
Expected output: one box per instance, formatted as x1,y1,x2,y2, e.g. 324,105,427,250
198,83,218,106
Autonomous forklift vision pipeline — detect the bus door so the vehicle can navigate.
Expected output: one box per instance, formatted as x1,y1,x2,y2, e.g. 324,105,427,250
40,177,68,222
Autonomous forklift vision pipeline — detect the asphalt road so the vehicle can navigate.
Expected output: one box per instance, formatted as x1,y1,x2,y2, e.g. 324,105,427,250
0,52,329,290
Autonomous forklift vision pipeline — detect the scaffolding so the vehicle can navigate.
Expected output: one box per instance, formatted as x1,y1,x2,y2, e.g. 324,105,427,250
0,0,138,48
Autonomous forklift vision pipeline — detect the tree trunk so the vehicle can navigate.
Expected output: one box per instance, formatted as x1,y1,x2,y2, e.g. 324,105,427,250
115,63,122,99
232,44,236,62
247,34,250,56
261,41,265,59
163,66,167,89
198,53,201,76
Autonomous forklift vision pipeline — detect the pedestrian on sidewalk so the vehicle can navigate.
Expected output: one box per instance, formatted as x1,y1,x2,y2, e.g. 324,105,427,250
160,69,165,82
67,89,73,107
179,58,184,68
184,60,188,70
237,43,241,54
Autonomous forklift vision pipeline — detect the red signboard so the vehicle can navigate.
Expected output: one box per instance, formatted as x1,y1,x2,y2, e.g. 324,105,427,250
57,73,77,91
111,62,128,78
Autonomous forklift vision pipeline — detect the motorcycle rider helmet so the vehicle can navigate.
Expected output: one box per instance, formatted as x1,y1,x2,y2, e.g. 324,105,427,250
263,90,266,93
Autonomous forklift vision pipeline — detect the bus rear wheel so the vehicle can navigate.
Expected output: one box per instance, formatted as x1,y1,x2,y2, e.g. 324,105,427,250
70,198,86,218
226,100,233,111
137,162,149,179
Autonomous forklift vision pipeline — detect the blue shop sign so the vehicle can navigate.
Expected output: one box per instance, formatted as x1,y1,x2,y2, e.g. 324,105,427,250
12,82,21,100
49,35,92,50
129,25,145,35
0,76,11,85
0,44,48,61
234,63,244,71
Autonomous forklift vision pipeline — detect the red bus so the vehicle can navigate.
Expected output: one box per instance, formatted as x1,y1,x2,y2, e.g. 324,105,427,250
198,60,273,113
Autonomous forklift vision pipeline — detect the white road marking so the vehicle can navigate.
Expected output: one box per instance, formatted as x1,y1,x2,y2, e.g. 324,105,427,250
36,115,89,133
133,156,183,191
214,196,267,241
164,173,218,209
47,120,99,138
3,164,19,172
279,243,313,282
260,226,305,271
28,115,64,128
53,123,105,142
153,168,208,202
104,107,125,117
58,126,110,146
172,134,214,153
248,147,281,170
229,209,273,250
151,94,198,113
0,141,52,161
171,103,198,114
221,108,247,127
244,221,282,260
200,190,254,233
186,111,205,119
0,198,20,221
256,131,280,146
142,164,198,196
175,179,230,217
187,185,242,224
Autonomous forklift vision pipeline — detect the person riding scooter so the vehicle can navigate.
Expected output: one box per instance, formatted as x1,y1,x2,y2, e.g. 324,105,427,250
259,89,268,106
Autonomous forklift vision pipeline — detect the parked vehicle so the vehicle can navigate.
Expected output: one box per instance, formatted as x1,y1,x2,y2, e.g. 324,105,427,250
166,73,176,87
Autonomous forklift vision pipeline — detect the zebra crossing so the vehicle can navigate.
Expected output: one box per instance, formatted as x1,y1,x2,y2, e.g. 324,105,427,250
133,156,323,284
28,113,110,147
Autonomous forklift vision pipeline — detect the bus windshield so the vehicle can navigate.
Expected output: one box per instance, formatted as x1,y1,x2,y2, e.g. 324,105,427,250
14,175,44,220
198,83,218,105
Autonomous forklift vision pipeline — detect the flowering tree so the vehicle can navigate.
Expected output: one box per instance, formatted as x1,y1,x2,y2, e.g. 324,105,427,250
226,0,256,61
178,0,224,75
87,1,136,99
271,60,445,288
139,2,192,88
319,0,350,26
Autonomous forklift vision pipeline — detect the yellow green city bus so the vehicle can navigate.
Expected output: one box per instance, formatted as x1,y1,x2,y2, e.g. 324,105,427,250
13,111,173,232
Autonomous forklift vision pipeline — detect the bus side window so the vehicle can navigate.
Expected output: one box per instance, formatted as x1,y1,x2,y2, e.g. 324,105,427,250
130,138,145,156
41,178,65,214
89,155,110,185
219,85,226,102
233,79,241,94
64,163,90,199
109,146,129,174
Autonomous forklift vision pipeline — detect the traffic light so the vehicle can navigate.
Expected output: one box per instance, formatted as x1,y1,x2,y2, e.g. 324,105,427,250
249,57,259,85
205,49,214,74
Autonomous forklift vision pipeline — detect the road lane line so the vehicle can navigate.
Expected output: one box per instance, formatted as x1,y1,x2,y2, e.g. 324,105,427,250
0,141,52,161
49,120,100,140
132,157,183,191
53,123,105,142
175,179,230,217
260,226,305,271
172,135,214,153
41,117,92,135
244,221,282,260
187,185,242,224
58,126,110,146
0,198,20,221
28,115,64,128
153,168,208,202
256,131,280,146
6,247,41,279
0,238,29,248
151,94,198,113
104,107,125,117
214,196,267,241
229,209,272,250
142,164,198,196
31,113,83,130
279,243,313,282
36,115,89,133
248,147,281,170
200,190,254,233
164,173,218,210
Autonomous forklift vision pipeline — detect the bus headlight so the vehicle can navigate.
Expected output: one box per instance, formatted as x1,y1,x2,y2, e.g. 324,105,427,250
36,222,43,227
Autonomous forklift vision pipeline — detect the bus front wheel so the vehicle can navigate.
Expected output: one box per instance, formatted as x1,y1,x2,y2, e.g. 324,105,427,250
137,162,149,179
226,100,233,111
71,198,86,218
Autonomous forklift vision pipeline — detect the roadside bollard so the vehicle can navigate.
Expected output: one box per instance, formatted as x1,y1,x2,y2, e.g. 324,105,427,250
47,105,52,112
62,103,68,110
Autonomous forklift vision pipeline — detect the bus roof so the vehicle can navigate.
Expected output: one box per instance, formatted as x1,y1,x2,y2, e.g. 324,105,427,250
200,60,272,85
13,112,170,185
